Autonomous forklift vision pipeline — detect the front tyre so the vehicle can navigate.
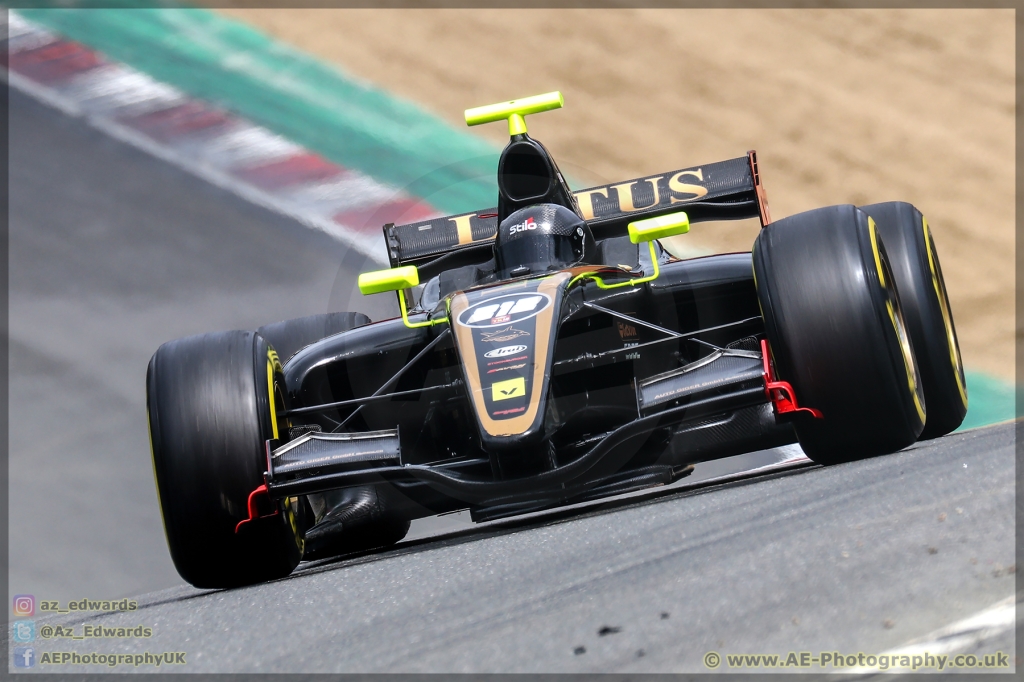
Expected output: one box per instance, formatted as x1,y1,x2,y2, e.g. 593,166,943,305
753,205,926,464
859,202,967,438
257,312,370,363
147,331,303,588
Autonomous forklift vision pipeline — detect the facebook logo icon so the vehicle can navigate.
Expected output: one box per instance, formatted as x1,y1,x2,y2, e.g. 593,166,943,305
13,646,35,668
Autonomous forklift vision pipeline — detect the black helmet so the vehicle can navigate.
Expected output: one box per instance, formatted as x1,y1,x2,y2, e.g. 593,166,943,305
494,204,592,278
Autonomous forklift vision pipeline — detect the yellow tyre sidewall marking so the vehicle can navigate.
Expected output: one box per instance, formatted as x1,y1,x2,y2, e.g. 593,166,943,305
265,346,303,553
868,217,926,425
286,495,303,553
922,218,968,409
146,410,171,547
266,347,282,441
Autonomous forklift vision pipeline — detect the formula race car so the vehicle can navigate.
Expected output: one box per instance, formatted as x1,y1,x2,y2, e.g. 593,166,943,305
147,92,967,588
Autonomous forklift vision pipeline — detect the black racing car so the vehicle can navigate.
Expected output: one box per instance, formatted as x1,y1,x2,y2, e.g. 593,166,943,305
147,92,967,588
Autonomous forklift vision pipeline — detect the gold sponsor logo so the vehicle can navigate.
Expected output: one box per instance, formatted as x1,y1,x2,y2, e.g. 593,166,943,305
449,167,712,238
408,166,713,247
491,377,526,401
449,213,476,245
573,169,708,220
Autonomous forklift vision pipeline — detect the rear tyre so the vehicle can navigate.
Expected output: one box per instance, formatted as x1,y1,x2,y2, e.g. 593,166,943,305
147,331,303,588
859,202,967,438
753,205,926,464
257,312,371,362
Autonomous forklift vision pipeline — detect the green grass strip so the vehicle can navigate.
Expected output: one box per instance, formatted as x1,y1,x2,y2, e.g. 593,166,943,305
19,4,501,214
957,371,1017,431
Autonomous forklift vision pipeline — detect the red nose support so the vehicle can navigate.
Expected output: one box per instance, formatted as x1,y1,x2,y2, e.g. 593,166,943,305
760,339,823,419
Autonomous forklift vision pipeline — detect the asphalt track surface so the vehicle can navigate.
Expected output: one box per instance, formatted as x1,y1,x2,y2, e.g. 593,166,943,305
8,89,1017,673
15,424,1017,673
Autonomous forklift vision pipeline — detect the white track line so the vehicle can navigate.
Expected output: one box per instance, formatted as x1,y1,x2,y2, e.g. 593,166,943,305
6,68,388,263
4,11,425,264
847,595,1016,674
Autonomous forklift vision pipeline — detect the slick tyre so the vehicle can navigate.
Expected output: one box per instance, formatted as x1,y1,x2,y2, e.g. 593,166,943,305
147,331,303,588
859,202,967,438
753,205,926,464
257,312,371,363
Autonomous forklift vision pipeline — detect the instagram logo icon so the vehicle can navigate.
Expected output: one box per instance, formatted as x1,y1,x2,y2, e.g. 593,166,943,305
12,595,35,617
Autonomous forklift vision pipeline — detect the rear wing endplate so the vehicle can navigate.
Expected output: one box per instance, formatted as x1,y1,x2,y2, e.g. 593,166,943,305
386,151,770,269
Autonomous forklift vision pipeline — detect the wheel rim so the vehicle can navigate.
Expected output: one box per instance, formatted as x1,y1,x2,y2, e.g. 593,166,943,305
923,218,968,409
266,347,284,440
869,218,926,426
265,344,304,556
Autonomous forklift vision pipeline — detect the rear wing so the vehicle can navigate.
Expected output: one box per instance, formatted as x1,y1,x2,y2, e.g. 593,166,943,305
385,151,771,270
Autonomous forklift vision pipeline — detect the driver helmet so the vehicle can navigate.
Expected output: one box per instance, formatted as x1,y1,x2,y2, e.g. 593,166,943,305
494,204,592,278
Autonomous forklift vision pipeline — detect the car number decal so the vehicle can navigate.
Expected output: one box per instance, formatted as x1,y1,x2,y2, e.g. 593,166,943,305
456,293,551,328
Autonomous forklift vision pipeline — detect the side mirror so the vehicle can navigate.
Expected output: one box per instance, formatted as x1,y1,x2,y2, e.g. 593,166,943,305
627,211,690,244
575,211,690,291
358,265,446,329
358,265,419,295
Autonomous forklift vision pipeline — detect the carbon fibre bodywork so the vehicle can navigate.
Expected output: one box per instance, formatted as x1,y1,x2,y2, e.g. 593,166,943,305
272,247,796,520
258,118,799,522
